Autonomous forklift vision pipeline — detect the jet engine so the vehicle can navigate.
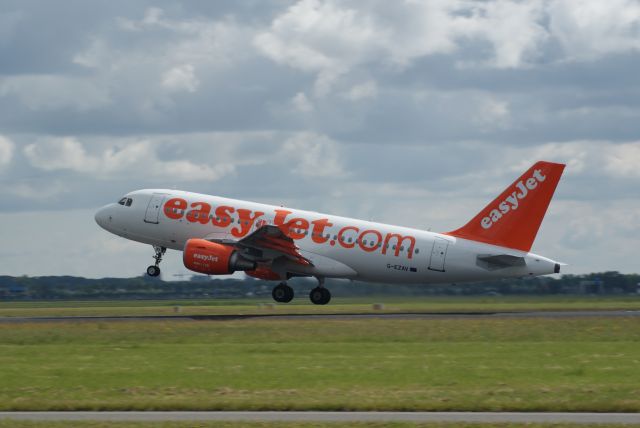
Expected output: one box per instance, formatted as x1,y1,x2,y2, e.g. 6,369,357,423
183,239,256,275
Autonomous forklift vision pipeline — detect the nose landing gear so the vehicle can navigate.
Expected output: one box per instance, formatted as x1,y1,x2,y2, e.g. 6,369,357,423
146,246,166,277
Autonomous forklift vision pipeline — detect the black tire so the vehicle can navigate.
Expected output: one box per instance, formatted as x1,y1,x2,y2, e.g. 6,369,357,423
272,283,294,303
146,265,160,277
310,287,331,305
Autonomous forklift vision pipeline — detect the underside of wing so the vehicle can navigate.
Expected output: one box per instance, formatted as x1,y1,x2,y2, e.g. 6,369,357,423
212,224,312,267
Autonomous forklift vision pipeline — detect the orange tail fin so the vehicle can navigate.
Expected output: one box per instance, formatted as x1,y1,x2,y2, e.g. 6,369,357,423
447,161,565,252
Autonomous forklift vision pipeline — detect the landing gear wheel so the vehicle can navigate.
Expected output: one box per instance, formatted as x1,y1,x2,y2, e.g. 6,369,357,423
309,287,331,305
146,246,166,277
146,265,161,277
272,283,294,303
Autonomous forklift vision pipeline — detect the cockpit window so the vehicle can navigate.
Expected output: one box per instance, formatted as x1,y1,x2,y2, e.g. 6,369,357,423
118,197,127,206
118,197,133,207
125,198,133,207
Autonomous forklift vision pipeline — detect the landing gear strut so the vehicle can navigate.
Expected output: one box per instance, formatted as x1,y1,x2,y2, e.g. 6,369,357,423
146,246,166,277
272,282,294,303
309,277,331,305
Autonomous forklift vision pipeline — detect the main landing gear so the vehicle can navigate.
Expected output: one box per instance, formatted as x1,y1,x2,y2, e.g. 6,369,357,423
146,246,166,277
309,277,331,305
270,277,331,305
272,282,294,303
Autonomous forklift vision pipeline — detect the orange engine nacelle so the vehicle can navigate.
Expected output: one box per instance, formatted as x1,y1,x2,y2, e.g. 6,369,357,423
183,239,256,275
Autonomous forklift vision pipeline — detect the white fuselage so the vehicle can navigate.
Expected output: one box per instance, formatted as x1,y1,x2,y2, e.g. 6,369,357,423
95,189,558,283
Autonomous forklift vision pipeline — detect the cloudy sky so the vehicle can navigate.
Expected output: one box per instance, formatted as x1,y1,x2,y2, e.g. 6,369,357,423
1,0,639,279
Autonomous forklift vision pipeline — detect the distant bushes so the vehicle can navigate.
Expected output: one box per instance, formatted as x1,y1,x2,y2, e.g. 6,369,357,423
0,271,638,300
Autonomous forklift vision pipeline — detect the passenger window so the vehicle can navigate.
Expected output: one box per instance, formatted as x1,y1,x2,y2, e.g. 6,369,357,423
415,248,420,254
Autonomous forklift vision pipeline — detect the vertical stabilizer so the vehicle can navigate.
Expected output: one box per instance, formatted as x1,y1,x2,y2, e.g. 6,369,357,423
446,161,565,252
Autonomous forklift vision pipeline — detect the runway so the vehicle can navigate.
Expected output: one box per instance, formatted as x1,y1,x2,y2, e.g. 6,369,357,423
1,411,639,423
0,309,638,323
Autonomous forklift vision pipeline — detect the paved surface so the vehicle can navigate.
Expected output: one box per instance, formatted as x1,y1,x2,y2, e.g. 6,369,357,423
0,310,639,323
1,411,639,423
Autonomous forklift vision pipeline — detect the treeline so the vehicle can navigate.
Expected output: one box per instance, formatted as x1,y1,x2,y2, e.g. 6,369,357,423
0,271,638,300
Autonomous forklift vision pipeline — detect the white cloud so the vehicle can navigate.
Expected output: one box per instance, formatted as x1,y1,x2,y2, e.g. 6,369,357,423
548,0,640,60
67,7,254,116
604,142,640,178
254,0,640,98
0,75,111,111
115,8,251,69
344,80,378,101
5,181,69,200
72,39,110,69
291,92,314,112
162,64,199,93
0,135,14,168
474,96,510,129
254,0,552,96
23,137,234,182
282,133,346,178
457,0,548,68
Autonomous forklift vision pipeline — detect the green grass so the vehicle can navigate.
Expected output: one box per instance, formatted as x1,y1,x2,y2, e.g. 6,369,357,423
0,295,638,318
0,316,639,412
1,423,639,428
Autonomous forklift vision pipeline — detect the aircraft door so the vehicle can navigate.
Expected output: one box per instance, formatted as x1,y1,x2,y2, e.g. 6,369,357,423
144,193,166,224
428,237,449,272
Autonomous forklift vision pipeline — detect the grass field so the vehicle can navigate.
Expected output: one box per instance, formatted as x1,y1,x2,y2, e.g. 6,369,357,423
2,422,639,428
1,422,639,428
0,313,639,412
0,295,638,317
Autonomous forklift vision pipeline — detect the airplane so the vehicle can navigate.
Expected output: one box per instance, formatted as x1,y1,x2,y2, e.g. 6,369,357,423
95,161,565,305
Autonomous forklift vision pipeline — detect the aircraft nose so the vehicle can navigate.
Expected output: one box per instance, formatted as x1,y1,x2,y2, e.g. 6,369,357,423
94,205,112,230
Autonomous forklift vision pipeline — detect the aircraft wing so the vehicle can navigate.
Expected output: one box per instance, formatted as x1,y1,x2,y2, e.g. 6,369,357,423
213,224,312,267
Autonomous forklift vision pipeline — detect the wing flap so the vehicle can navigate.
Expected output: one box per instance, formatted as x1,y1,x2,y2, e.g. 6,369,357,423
233,224,313,267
